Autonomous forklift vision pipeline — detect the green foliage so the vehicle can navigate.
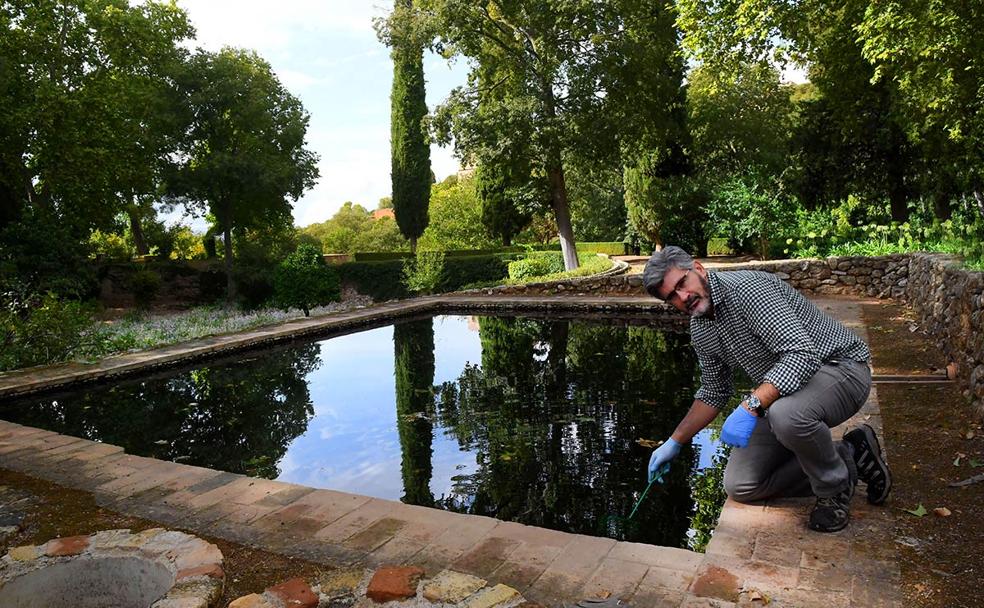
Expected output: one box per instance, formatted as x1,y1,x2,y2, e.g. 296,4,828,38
299,202,409,255
577,242,628,255
476,159,535,247
388,0,431,250
0,293,96,372
90,229,137,262
337,259,409,301
420,176,498,251
171,47,319,300
505,254,613,284
0,209,97,299
337,253,515,300
705,174,798,258
129,269,161,310
403,251,447,295
508,253,566,281
624,163,709,255
274,244,341,316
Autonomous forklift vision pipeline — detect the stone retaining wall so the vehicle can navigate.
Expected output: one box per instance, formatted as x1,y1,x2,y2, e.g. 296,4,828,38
522,252,980,413
906,254,984,413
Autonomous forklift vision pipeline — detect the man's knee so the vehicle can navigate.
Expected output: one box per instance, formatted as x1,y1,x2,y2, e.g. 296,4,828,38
766,400,813,444
724,471,768,503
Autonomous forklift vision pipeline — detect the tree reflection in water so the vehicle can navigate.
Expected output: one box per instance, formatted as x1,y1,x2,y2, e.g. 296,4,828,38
0,344,321,478
393,318,436,506
419,316,727,548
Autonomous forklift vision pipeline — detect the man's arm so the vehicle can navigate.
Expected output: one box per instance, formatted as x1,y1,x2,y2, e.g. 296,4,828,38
670,399,722,444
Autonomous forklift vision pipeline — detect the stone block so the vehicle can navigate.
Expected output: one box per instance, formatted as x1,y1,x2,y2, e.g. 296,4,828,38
267,578,319,608
366,566,424,603
421,569,487,603
228,594,275,608
462,583,521,608
44,535,90,557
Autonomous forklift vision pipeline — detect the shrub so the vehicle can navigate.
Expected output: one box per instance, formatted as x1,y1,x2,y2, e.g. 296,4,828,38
234,265,276,310
508,252,565,280
273,244,341,316
0,292,96,371
403,251,446,295
129,269,161,309
337,254,515,300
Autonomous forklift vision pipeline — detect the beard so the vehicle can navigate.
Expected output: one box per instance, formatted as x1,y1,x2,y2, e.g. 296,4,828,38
685,273,713,318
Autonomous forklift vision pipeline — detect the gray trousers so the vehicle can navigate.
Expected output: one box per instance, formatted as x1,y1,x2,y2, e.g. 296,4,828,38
723,359,872,501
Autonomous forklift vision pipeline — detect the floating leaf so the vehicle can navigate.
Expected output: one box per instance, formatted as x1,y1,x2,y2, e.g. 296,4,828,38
636,438,659,449
905,504,928,517
933,507,952,517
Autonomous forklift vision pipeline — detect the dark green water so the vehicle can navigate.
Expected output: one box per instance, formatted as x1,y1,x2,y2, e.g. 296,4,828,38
0,315,728,550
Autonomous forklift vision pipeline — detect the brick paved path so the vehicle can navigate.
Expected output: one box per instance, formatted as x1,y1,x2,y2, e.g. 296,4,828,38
0,296,900,606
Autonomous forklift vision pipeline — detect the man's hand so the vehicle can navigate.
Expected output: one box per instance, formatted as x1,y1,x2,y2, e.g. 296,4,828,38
648,438,682,482
720,405,758,448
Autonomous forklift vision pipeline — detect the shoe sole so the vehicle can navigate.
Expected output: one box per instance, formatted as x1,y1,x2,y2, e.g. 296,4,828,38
847,424,892,505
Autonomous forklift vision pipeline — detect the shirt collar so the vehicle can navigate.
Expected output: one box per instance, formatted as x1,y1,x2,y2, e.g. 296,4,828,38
707,270,727,313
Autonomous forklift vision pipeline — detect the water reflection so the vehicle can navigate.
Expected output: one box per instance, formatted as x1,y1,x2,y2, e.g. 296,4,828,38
1,345,320,478
424,317,715,547
0,315,726,549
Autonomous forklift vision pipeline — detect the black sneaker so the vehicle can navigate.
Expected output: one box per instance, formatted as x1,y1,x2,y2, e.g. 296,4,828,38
809,486,853,533
844,424,892,505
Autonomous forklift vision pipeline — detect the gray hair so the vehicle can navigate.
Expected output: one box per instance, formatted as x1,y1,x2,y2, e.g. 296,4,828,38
642,246,694,298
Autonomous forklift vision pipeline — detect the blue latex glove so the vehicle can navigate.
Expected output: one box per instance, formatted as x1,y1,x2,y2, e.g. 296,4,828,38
648,438,682,482
720,405,758,448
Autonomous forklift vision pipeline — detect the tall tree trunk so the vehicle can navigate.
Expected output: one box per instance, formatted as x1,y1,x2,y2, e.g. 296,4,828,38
547,160,579,271
127,205,149,256
223,224,236,303
540,84,578,270
409,236,417,255
973,190,984,220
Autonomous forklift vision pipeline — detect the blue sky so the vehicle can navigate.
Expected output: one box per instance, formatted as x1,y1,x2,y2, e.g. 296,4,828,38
174,0,469,228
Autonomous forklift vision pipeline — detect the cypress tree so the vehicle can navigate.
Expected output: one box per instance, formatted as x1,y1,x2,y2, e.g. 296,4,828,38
477,162,531,247
390,0,430,253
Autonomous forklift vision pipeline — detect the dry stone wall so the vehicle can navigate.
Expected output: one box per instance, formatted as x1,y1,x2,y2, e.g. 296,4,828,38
477,252,981,412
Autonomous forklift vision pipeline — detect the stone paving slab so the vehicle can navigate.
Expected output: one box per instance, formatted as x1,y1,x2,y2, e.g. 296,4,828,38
0,296,900,606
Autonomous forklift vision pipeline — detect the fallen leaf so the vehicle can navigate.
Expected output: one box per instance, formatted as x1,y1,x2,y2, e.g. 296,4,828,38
970,459,984,468
905,504,928,517
953,455,962,466
635,438,659,449
967,431,976,440
933,507,952,517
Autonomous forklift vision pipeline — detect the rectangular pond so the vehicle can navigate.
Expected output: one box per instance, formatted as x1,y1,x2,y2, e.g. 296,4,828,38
0,315,729,550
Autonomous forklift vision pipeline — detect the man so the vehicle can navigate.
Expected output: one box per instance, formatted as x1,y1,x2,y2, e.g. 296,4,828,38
642,246,892,532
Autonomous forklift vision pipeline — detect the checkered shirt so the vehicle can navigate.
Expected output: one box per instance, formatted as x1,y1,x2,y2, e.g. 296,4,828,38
691,270,870,408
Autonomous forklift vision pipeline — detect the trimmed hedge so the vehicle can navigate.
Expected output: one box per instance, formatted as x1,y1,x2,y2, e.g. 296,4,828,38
337,253,519,300
350,242,631,262
576,242,628,255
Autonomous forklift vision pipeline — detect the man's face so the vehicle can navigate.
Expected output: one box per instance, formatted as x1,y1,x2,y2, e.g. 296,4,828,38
655,262,712,317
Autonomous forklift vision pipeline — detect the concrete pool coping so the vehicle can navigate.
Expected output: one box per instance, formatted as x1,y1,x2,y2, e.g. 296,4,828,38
0,296,900,606
0,295,684,400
